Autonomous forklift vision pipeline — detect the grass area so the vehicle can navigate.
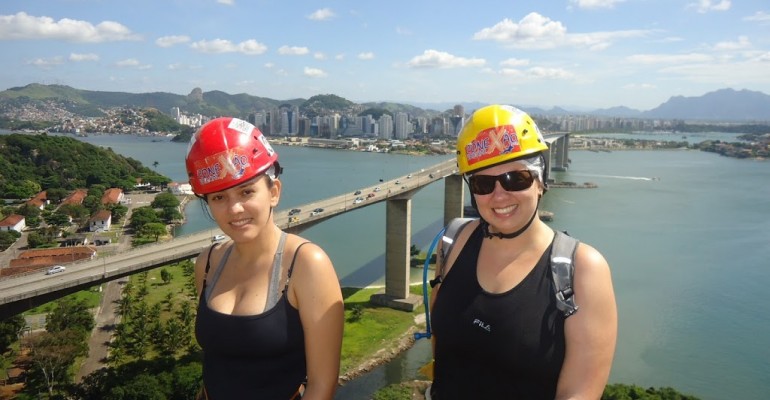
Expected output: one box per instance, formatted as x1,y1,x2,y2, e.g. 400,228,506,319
340,286,425,374
24,285,102,315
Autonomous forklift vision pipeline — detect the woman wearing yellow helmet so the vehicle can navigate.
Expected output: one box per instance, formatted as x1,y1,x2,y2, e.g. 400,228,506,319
428,105,617,399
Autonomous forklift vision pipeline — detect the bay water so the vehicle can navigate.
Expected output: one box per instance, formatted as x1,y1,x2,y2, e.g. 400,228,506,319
26,132,770,399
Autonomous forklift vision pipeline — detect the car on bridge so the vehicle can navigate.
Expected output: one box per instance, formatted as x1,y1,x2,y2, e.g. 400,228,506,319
310,208,324,216
288,208,301,216
45,265,66,275
212,234,226,242
367,193,375,199
353,197,364,204
373,186,381,192
354,190,362,195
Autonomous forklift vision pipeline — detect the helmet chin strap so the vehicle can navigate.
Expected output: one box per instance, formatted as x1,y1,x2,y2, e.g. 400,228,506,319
479,196,542,240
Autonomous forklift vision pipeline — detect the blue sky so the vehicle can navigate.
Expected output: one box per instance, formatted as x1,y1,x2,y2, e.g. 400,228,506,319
1,0,769,111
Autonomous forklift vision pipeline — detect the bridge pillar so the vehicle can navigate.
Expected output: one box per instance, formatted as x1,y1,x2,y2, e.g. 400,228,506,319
370,198,423,311
550,135,570,171
443,174,465,225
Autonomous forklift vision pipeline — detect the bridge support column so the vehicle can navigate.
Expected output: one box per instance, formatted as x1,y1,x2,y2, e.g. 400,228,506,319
550,135,570,171
443,174,465,225
370,198,423,312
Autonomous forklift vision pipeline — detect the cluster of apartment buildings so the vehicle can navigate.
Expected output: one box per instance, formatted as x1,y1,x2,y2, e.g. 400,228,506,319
170,104,470,141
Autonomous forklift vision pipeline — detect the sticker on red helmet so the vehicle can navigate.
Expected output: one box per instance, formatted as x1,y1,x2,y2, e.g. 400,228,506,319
195,150,251,186
464,125,521,166
228,118,256,135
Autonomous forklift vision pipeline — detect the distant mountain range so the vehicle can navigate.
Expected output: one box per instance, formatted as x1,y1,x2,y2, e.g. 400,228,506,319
407,88,770,122
1,84,769,122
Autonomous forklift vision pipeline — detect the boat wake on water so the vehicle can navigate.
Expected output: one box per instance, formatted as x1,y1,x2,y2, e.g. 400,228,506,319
572,173,656,181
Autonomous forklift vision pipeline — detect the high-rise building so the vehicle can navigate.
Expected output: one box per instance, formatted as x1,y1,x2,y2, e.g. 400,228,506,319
378,114,393,140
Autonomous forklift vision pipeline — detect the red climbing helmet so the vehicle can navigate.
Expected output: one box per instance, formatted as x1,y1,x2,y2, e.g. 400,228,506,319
185,117,279,195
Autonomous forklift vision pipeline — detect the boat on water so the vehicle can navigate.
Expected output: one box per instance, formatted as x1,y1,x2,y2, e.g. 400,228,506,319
463,206,554,222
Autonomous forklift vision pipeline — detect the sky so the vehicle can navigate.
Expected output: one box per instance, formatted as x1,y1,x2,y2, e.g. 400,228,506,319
1,0,769,112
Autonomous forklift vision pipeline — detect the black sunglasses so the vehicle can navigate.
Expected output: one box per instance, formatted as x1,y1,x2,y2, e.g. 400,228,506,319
467,170,535,195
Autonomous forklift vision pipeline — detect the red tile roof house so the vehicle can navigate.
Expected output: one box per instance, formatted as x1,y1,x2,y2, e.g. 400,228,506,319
101,188,124,205
88,209,112,232
0,214,26,233
62,189,88,206
25,191,48,210
6,246,97,275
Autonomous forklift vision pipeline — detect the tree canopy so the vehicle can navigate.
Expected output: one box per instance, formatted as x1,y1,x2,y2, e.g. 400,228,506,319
0,133,171,198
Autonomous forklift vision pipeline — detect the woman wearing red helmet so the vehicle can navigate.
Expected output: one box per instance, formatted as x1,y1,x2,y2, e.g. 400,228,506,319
186,117,343,400
428,105,617,399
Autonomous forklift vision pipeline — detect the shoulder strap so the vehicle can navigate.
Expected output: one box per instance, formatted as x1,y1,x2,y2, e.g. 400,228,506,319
551,230,580,317
283,241,311,292
440,218,475,263
432,218,475,287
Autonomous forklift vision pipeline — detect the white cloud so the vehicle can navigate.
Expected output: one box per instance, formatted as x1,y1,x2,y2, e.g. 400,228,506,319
115,58,151,69
69,53,99,62
358,52,375,60
307,8,335,21
335,53,345,60
396,26,412,35
473,12,651,50
569,0,625,9
712,36,750,51
155,35,190,47
190,39,267,55
688,0,731,13
622,83,657,90
527,67,573,79
0,12,140,42
743,11,770,23
626,53,714,64
407,50,485,69
264,63,274,68
27,56,64,68
278,45,309,55
304,67,327,77
500,58,530,67
217,0,235,5
314,52,326,60
473,13,567,47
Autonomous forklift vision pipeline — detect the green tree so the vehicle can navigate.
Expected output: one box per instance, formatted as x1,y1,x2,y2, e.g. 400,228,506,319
0,314,26,353
45,211,72,227
26,231,48,248
129,206,160,231
140,222,167,242
25,329,88,396
150,192,179,209
109,203,129,222
160,268,172,285
159,207,182,223
46,297,95,335
0,230,21,251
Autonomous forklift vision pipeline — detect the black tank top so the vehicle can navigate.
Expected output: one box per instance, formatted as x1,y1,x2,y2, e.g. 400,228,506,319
195,239,308,399
431,225,565,400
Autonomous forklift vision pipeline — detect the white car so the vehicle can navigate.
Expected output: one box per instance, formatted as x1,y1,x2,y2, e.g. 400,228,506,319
211,234,226,242
354,197,364,204
46,265,66,275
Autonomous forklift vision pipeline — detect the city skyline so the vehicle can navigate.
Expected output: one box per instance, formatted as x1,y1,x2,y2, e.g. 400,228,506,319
1,0,769,111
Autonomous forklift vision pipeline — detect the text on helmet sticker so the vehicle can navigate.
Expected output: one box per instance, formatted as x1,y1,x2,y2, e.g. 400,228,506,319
465,125,521,166
228,118,256,135
195,150,251,186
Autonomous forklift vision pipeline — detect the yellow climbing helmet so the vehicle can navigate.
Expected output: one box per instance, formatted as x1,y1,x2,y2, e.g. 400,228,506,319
456,104,548,174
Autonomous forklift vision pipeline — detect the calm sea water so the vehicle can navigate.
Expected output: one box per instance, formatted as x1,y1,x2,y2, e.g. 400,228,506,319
8,131,768,399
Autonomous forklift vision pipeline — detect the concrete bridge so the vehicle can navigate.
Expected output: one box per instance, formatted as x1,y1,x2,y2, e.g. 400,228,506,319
0,134,570,319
